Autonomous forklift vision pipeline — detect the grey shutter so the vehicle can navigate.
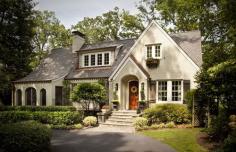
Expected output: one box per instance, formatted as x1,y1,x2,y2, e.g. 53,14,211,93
183,80,191,103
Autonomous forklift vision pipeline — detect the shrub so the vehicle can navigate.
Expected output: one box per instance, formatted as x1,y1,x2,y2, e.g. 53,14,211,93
143,104,191,124
165,121,176,128
229,115,236,122
74,123,83,129
217,131,236,152
0,111,32,123
208,112,230,141
133,117,148,129
0,121,51,152
0,106,76,111
0,111,83,125
83,116,97,126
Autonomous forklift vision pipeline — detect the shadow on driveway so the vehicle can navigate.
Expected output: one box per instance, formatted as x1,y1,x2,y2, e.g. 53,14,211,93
51,130,176,152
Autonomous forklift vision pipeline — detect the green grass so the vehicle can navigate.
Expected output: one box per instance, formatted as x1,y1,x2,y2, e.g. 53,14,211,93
141,128,207,152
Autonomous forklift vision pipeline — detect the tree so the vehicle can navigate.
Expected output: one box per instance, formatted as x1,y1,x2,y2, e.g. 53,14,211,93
70,83,107,111
0,0,35,105
72,7,144,44
30,10,72,68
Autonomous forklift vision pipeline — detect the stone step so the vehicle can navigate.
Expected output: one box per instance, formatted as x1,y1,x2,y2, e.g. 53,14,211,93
111,113,139,117
112,110,137,114
102,122,132,127
109,115,133,119
106,119,133,124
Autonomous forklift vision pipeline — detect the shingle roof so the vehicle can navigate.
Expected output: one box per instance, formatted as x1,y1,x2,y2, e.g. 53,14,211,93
15,30,202,82
170,30,202,67
15,48,75,83
65,39,136,80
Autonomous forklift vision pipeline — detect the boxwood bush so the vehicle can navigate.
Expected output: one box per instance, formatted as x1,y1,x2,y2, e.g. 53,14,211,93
0,106,76,112
143,104,191,124
0,121,51,152
0,111,83,125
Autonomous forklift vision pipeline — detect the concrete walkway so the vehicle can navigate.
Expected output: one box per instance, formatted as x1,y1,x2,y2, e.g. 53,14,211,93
51,129,176,152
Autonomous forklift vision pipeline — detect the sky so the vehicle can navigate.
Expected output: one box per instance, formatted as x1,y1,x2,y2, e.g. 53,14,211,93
34,0,139,29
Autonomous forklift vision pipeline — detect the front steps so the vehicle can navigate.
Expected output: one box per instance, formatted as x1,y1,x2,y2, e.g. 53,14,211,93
101,110,139,127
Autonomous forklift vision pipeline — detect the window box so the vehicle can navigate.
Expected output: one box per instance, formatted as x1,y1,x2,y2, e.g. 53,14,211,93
146,58,160,68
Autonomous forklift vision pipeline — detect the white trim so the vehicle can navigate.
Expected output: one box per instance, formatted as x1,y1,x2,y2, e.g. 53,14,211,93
156,80,183,104
109,20,200,81
81,51,111,67
112,57,148,80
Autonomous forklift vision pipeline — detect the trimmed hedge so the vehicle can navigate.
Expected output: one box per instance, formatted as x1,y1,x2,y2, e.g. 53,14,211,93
0,111,83,125
0,121,51,152
143,104,191,124
0,106,76,112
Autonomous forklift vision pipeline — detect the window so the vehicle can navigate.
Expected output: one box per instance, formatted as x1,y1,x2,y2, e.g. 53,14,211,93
90,54,95,66
84,55,89,66
147,46,152,58
97,54,102,65
158,81,167,101
25,87,36,106
146,44,161,59
16,89,22,106
40,89,46,106
172,81,181,101
104,53,109,65
155,45,161,57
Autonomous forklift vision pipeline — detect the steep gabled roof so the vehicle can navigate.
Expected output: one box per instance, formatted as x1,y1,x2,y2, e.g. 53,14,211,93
14,48,75,83
170,30,202,67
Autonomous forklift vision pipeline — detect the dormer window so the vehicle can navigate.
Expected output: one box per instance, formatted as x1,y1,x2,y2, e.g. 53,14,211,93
84,55,89,66
146,44,162,59
104,53,109,65
82,52,111,67
91,54,95,66
97,54,103,65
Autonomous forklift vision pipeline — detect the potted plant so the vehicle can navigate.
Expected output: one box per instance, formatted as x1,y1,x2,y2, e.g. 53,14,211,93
101,104,110,113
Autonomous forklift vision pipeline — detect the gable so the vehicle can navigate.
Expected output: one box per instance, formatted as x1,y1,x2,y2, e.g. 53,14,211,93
109,21,202,81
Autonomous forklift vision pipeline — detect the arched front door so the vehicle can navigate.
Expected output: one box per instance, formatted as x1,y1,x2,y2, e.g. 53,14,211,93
129,81,139,110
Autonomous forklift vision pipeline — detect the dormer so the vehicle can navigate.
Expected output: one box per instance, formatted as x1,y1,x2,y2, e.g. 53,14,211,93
78,46,116,68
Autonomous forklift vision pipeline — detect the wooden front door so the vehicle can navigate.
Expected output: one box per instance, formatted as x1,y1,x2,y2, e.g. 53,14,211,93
129,81,139,110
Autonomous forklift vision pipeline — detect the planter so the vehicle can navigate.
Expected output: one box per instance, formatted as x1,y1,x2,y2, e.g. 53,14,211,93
146,58,160,68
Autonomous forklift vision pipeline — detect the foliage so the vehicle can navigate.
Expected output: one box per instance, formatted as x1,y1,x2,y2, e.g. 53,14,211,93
143,104,191,124
30,10,72,69
142,128,206,152
207,111,230,141
83,116,97,126
70,82,107,111
72,7,144,44
0,105,76,111
165,121,176,128
0,111,83,125
133,117,148,129
0,0,36,105
74,123,83,129
0,121,51,152
217,130,236,152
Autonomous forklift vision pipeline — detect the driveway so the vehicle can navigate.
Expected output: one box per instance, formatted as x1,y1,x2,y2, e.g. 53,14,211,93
51,129,176,152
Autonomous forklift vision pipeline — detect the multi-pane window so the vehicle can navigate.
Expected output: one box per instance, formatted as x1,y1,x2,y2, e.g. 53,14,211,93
146,44,161,59
155,45,161,57
84,55,89,66
90,54,95,66
147,46,152,58
104,53,109,65
97,54,102,65
158,81,167,101
172,81,181,101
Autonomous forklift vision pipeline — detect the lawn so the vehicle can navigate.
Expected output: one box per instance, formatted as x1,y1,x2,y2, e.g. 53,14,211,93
141,128,207,152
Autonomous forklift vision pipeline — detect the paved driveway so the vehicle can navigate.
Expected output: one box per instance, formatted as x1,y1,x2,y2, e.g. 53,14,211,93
51,130,176,152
